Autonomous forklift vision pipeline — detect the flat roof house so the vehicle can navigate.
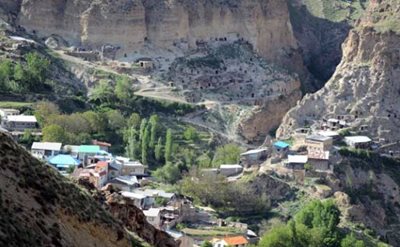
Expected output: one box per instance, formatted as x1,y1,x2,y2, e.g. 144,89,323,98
306,135,333,158
220,164,243,177
31,142,62,160
1,115,37,131
121,161,146,176
0,108,20,118
285,155,308,170
143,208,161,228
344,136,372,149
108,175,139,192
240,148,268,167
78,145,101,164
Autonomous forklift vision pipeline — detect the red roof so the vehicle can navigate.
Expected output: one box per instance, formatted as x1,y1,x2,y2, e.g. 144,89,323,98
224,236,248,245
92,140,112,147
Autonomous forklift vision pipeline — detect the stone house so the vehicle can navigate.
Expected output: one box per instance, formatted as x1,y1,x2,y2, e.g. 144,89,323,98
240,148,268,167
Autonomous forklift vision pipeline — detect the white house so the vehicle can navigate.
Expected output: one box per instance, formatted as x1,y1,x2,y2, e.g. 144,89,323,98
121,161,146,176
121,191,147,209
219,164,243,177
143,208,161,228
212,236,248,247
1,115,37,131
108,176,139,191
31,142,62,159
0,108,20,118
344,136,372,149
285,155,308,170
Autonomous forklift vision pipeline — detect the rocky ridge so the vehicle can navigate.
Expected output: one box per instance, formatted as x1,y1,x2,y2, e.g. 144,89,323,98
278,0,400,145
0,132,177,247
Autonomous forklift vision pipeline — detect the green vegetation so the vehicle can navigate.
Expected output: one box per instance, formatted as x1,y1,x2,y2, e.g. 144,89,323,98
212,144,242,166
259,200,368,247
0,52,51,93
302,0,368,23
0,101,33,108
179,172,270,216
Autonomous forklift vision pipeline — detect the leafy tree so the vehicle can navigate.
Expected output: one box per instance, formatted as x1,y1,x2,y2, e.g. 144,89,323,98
212,144,242,166
141,125,150,165
126,128,139,160
25,52,50,87
155,137,163,162
42,124,67,143
183,126,198,141
127,113,141,129
0,60,13,90
105,109,126,130
114,75,132,101
139,118,148,141
34,101,60,125
196,153,212,168
82,111,106,133
341,234,365,247
149,114,159,148
201,241,213,247
90,80,115,104
153,163,181,184
20,129,36,146
164,129,173,164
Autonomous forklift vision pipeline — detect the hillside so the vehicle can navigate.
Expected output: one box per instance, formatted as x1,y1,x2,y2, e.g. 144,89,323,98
0,132,177,247
278,0,400,145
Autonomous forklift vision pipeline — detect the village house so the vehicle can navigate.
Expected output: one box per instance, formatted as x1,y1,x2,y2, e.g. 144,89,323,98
108,175,139,192
48,154,81,174
285,155,308,170
135,58,154,71
143,208,161,228
121,191,147,208
240,148,268,167
344,136,372,149
306,135,333,155
78,145,101,164
219,164,243,177
212,236,249,247
1,115,38,131
92,140,112,152
91,161,109,188
0,108,20,118
273,141,290,158
308,151,330,172
31,142,62,160
121,161,146,176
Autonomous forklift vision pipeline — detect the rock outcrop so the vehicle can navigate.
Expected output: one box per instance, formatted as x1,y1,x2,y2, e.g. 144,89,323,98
9,0,302,70
277,0,400,144
0,132,177,247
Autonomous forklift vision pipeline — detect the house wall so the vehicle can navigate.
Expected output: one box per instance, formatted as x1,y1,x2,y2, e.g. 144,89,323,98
3,121,37,131
121,166,145,175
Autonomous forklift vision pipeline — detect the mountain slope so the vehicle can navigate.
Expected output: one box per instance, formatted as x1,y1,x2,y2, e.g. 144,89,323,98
278,0,400,144
0,132,176,247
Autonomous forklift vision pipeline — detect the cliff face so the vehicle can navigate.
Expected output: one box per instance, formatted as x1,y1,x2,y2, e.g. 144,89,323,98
277,0,400,143
13,0,300,69
0,132,177,247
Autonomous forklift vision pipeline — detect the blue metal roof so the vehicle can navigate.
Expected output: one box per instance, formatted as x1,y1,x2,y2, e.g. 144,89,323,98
78,145,100,153
273,141,290,148
48,154,81,167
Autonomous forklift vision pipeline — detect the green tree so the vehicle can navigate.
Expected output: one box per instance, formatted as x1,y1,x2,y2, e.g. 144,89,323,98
105,109,126,130
155,137,163,162
42,124,67,143
183,126,198,141
341,234,366,247
114,75,132,101
34,101,60,125
139,118,148,141
25,52,50,89
201,241,213,247
164,129,173,164
212,144,241,166
196,153,212,168
153,163,181,184
0,60,13,90
126,128,139,160
90,80,115,104
149,114,159,148
141,125,150,165
127,113,141,129
82,111,106,133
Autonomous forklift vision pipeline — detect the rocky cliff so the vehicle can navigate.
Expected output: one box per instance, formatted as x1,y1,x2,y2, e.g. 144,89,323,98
0,132,177,247
278,0,400,144
6,0,302,70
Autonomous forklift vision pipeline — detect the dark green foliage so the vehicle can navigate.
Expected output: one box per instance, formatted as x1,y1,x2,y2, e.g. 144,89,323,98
164,129,173,164
149,115,159,148
153,163,181,184
154,137,163,162
201,241,213,247
259,200,368,247
183,126,198,141
141,125,150,165
212,144,242,166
